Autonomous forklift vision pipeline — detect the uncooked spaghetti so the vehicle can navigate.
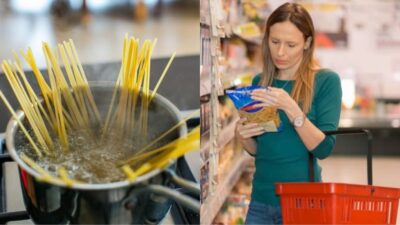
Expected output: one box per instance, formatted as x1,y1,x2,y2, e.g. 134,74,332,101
0,35,198,186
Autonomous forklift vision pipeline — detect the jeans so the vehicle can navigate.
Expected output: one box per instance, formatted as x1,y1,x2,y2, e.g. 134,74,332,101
245,200,282,225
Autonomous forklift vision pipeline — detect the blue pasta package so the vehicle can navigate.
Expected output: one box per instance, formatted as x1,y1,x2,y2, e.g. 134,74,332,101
226,85,264,110
226,85,284,132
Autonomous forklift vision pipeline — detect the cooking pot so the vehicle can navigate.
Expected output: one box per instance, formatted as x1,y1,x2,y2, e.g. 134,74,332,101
4,83,200,224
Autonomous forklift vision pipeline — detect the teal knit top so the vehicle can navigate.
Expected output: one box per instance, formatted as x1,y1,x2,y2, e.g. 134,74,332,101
250,69,342,206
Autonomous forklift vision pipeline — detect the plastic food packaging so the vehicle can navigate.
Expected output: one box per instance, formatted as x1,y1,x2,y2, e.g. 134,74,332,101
226,85,283,132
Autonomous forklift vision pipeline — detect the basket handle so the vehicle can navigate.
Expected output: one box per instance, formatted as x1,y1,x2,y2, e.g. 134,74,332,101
309,129,373,185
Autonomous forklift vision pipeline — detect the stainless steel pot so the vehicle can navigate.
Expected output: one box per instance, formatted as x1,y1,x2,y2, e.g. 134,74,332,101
4,84,200,224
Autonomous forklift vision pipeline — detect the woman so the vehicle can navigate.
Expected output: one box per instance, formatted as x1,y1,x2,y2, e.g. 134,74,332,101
235,3,342,224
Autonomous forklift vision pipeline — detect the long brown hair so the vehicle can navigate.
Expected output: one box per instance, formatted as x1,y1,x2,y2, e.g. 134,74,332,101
260,2,319,114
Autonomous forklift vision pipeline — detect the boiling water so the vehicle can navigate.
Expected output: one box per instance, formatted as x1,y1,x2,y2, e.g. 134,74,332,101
14,88,181,184
18,127,162,184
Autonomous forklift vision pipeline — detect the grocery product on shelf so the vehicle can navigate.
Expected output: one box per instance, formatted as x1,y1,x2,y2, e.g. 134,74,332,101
213,164,255,225
233,22,261,38
200,0,264,224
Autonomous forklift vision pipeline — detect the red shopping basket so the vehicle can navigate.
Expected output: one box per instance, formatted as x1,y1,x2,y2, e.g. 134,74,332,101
276,129,400,224
276,182,400,224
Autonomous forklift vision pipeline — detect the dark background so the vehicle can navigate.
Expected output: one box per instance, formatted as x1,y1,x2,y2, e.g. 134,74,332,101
0,54,199,132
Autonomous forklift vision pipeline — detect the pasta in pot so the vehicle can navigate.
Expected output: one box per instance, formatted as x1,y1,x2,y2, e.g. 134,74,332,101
0,35,198,186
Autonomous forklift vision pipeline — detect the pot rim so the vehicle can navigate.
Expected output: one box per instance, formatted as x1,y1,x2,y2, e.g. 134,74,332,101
5,83,187,190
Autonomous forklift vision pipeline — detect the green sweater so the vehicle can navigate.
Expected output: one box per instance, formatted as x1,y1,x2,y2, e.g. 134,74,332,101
251,69,342,206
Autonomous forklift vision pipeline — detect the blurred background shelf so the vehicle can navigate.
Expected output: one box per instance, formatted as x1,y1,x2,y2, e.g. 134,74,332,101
216,117,238,150
220,67,261,90
340,110,400,129
200,153,252,225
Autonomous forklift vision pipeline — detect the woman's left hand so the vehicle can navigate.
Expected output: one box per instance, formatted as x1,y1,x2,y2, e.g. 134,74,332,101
251,87,302,120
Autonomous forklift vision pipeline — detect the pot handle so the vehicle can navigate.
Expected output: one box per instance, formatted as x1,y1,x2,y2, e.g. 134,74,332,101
124,184,200,212
146,185,200,212
164,169,200,196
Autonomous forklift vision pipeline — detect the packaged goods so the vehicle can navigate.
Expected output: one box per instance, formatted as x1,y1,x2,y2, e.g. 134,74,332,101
226,86,283,132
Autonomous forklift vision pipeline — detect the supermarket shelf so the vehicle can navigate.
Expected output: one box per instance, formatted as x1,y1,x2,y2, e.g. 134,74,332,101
200,73,211,96
376,97,400,104
200,2,210,26
201,137,210,153
200,153,252,225
201,17,211,27
221,67,260,90
339,110,400,128
232,30,263,45
217,117,239,150
236,33,263,45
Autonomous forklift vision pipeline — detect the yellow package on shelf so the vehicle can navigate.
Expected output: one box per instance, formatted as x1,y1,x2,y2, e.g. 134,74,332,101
233,22,261,38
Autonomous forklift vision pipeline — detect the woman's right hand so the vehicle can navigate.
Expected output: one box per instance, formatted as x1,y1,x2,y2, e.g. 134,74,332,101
235,118,265,140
